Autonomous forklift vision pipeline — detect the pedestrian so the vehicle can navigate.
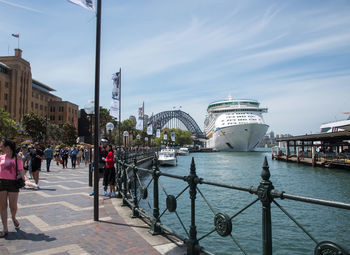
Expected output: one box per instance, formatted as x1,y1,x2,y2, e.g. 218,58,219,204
99,139,109,196
60,146,68,169
77,147,83,167
69,145,78,169
44,145,53,172
0,139,26,237
19,145,30,177
102,144,116,197
84,148,89,166
54,147,60,166
30,142,44,189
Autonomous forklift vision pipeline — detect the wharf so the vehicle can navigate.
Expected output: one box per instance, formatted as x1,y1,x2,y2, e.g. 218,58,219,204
0,162,185,255
189,148,214,153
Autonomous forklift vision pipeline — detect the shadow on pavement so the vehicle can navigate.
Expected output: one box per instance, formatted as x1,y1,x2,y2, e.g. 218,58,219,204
5,229,56,242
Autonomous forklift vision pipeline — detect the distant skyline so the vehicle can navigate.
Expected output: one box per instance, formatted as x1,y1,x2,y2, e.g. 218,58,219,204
1,0,349,135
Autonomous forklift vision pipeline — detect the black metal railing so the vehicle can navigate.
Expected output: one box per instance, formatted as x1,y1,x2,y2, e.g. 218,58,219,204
115,152,350,255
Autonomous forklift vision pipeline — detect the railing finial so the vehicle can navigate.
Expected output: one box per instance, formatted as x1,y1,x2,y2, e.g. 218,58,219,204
261,156,270,181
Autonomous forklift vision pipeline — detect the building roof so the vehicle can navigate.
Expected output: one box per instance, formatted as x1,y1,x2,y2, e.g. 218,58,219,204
276,131,350,142
0,61,10,69
32,79,56,92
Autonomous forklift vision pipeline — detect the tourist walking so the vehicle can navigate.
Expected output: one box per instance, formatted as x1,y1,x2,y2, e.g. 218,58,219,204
77,147,83,167
0,139,26,237
99,139,109,196
102,144,116,197
60,147,68,169
69,145,78,169
44,146,53,172
19,145,30,177
30,142,44,188
54,147,60,166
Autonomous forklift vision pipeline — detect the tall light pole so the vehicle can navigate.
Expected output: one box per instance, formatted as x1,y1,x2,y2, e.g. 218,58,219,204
84,100,95,188
123,131,129,148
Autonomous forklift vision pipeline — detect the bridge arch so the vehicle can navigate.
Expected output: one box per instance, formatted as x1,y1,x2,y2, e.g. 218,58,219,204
149,110,205,138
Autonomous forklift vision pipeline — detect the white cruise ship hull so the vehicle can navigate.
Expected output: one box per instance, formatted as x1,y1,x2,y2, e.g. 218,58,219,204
207,123,269,152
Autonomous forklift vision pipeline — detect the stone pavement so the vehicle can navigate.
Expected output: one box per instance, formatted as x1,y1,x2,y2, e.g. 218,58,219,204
0,160,185,255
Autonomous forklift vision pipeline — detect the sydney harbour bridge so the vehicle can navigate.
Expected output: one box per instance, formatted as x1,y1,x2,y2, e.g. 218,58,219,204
149,110,205,139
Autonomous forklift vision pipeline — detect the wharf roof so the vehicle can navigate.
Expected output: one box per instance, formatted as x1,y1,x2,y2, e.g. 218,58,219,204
276,131,350,142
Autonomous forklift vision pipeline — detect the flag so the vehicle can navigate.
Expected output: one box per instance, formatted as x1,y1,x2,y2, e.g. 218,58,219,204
170,131,175,142
136,103,144,130
67,0,95,11
163,134,167,140
12,34,19,38
147,123,153,136
112,72,120,100
156,129,161,138
110,71,120,120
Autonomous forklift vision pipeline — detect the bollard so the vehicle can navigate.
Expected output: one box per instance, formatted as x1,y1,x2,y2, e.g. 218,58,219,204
187,157,200,255
257,157,273,255
150,157,161,235
131,158,140,218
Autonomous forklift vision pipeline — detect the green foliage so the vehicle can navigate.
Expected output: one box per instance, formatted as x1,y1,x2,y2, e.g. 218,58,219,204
62,123,77,146
46,123,62,143
99,106,113,134
22,112,46,142
0,108,18,139
153,128,193,146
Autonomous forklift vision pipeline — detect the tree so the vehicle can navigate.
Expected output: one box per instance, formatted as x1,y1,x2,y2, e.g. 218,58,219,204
47,123,62,144
22,112,46,142
62,123,77,145
0,108,18,139
153,128,193,146
99,106,113,135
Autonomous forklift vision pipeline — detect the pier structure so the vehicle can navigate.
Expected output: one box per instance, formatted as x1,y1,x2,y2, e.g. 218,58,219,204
274,131,350,168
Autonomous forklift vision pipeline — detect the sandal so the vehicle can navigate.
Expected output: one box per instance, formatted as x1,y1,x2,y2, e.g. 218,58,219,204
0,231,8,238
13,219,20,228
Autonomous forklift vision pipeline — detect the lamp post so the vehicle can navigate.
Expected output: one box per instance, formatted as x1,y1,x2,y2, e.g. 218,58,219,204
106,122,114,144
123,131,129,148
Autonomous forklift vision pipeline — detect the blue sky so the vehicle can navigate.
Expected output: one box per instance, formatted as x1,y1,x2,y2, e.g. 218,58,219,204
1,0,350,135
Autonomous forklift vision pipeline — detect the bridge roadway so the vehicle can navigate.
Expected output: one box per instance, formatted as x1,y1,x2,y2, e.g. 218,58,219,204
0,161,185,255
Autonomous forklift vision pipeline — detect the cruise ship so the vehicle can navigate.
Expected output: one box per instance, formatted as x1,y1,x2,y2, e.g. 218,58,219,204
204,96,269,151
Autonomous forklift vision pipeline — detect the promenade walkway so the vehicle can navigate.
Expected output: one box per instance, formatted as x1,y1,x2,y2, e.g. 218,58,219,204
0,161,185,255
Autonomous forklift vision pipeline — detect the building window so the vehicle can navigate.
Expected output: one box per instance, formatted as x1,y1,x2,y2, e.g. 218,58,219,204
50,115,55,121
35,103,38,109
4,105,7,111
4,94,8,100
31,102,33,108
5,82,8,88
40,105,43,110
40,95,43,100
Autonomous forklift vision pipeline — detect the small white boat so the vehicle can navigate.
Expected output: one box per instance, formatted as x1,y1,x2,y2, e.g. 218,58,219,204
158,148,177,166
177,147,189,156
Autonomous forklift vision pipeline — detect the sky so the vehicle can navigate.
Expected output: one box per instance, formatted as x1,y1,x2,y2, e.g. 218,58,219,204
0,0,350,135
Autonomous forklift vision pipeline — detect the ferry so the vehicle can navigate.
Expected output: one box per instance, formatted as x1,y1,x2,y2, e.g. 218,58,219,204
204,95,269,152
177,147,189,156
158,148,177,166
320,113,350,133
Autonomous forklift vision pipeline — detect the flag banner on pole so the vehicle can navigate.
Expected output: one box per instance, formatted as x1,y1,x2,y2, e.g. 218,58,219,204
110,100,119,120
163,134,167,140
147,123,153,135
110,72,120,120
136,104,144,130
11,34,19,38
112,72,120,100
170,131,175,142
156,129,161,138
67,0,95,11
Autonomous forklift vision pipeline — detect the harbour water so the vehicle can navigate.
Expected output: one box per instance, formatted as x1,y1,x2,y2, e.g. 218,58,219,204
140,150,350,254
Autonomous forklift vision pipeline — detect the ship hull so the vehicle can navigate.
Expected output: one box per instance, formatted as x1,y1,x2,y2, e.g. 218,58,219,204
206,123,269,152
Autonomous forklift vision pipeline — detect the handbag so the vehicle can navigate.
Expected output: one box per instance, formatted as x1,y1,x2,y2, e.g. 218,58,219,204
15,156,25,189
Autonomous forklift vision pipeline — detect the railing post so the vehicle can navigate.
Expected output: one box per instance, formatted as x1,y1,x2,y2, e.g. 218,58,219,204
131,158,140,218
122,152,129,206
150,157,161,235
257,156,274,255
116,150,122,198
187,157,200,255
88,162,93,187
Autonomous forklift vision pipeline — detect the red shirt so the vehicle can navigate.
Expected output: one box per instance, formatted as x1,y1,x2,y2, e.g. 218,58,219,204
106,151,114,168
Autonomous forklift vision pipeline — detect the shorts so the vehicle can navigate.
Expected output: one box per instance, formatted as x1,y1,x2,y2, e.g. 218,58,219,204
103,167,116,186
0,179,19,193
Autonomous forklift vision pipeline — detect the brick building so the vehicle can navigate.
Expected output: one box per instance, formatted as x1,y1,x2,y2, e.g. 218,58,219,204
0,49,78,127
